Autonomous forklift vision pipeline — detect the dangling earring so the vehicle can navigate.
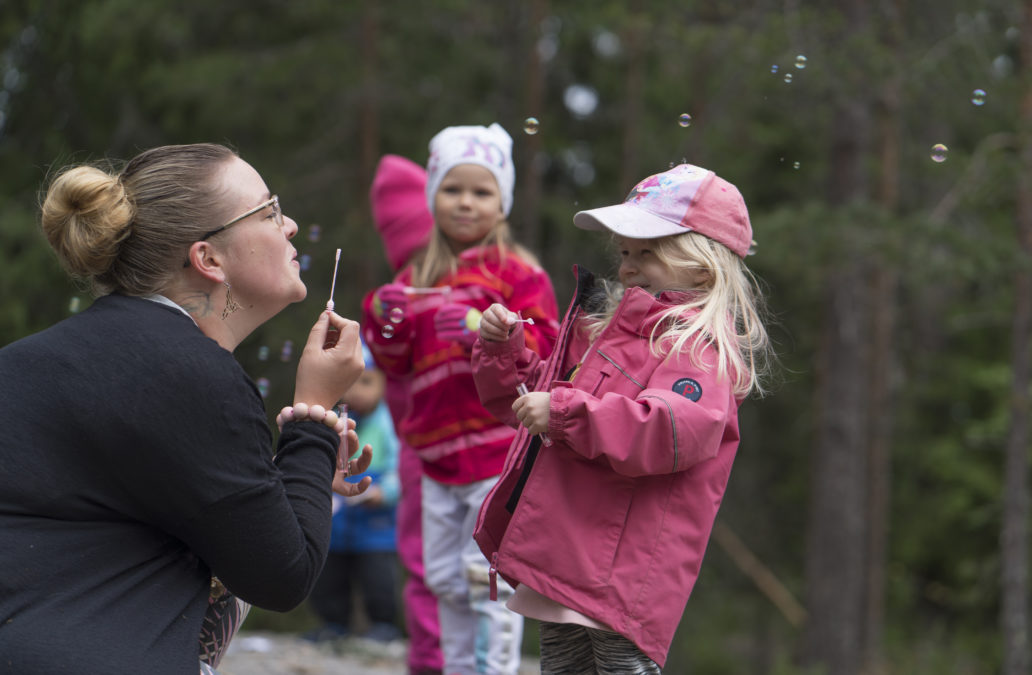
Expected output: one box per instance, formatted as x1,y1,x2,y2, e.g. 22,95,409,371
222,281,241,320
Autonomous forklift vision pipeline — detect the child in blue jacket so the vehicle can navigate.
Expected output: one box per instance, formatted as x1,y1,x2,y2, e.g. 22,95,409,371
309,341,402,643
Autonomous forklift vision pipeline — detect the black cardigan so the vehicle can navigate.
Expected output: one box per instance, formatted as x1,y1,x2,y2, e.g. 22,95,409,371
0,294,338,674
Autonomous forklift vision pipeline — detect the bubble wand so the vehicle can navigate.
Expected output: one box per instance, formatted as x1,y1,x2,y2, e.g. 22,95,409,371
326,248,341,311
516,382,552,446
322,247,349,472
403,285,452,295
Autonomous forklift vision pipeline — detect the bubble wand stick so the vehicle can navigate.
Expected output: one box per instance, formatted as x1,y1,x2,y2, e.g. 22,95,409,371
324,248,350,471
516,382,552,446
326,248,341,311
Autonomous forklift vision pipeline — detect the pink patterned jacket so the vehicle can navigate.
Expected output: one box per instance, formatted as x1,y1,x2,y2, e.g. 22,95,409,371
362,246,558,485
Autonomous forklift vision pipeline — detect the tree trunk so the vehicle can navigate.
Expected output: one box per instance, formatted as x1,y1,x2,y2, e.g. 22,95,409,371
800,3,873,674
619,0,644,191
1001,4,1032,673
359,2,379,200
355,0,381,293
516,0,547,259
861,4,904,673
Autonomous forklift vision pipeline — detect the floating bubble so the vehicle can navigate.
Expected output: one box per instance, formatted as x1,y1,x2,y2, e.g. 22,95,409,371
280,339,294,362
389,307,405,324
793,161,801,170
299,254,312,271
783,73,793,84
68,296,81,313
381,324,395,339
523,117,540,135
795,54,807,69
930,143,949,163
258,345,270,361
563,84,599,118
307,224,322,242
678,113,692,128
256,377,270,398
771,64,779,74
971,89,986,106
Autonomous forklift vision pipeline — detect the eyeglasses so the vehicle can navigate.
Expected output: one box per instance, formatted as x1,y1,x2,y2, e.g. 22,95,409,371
182,195,283,267
198,195,282,241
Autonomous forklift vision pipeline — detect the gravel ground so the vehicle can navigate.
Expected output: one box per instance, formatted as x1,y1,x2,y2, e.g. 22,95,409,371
218,632,541,675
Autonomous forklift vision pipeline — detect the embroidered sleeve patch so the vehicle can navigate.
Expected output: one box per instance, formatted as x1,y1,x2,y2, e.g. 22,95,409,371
672,377,702,401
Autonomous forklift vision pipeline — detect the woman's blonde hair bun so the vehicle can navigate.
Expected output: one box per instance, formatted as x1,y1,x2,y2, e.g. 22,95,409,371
40,165,134,285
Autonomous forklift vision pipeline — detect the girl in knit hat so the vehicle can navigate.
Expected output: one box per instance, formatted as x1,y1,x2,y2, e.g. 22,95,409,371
471,163,773,672
362,124,559,675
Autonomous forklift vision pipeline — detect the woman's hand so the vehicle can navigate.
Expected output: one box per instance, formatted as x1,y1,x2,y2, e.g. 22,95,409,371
479,303,516,343
332,445,374,496
512,391,551,435
332,424,374,496
294,311,364,409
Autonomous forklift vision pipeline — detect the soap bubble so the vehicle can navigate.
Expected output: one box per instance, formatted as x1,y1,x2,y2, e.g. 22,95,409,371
68,297,81,313
299,254,312,271
771,64,779,73
784,73,793,83
523,117,540,135
930,143,949,163
389,307,405,324
381,324,395,339
971,89,986,106
258,345,270,361
793,161,801,170
256,377,270,398
678,113,692,128
307,224,322,242
280,340,294,361
795,54,807,69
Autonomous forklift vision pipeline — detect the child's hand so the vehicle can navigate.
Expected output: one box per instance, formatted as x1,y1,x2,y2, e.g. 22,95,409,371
479,303,517,342
372,283,409,323
512,391,551,436
434,303,482,347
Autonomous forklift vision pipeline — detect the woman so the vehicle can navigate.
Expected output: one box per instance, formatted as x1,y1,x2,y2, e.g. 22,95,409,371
0,143,371,674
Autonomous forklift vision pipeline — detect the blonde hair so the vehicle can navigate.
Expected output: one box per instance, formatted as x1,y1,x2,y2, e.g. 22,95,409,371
583,231,772,398
39,143,237,296
411,218,540,288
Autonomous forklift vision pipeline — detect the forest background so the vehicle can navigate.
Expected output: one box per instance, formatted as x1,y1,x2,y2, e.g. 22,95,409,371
1,2,1030,674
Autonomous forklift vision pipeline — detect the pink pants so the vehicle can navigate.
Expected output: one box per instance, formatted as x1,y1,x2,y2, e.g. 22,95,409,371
398,440,443,672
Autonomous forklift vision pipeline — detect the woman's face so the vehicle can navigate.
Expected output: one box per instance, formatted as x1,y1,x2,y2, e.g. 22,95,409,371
215,157,306,313
433,163,503,253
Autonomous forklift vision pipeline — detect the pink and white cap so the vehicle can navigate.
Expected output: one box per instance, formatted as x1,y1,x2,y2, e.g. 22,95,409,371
572,163,753,258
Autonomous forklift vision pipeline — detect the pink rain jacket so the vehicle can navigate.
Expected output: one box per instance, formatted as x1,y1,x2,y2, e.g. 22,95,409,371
471,267,741,666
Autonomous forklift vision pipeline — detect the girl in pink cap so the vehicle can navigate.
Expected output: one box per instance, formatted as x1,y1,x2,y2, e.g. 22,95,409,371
471,163,772,672
362,125,559,675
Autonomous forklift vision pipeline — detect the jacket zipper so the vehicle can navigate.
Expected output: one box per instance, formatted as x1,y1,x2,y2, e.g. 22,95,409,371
489,552,499,601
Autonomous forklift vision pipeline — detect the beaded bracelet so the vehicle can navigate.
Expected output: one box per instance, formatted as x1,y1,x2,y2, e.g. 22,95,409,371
276,403,347,435
276,403,352,475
